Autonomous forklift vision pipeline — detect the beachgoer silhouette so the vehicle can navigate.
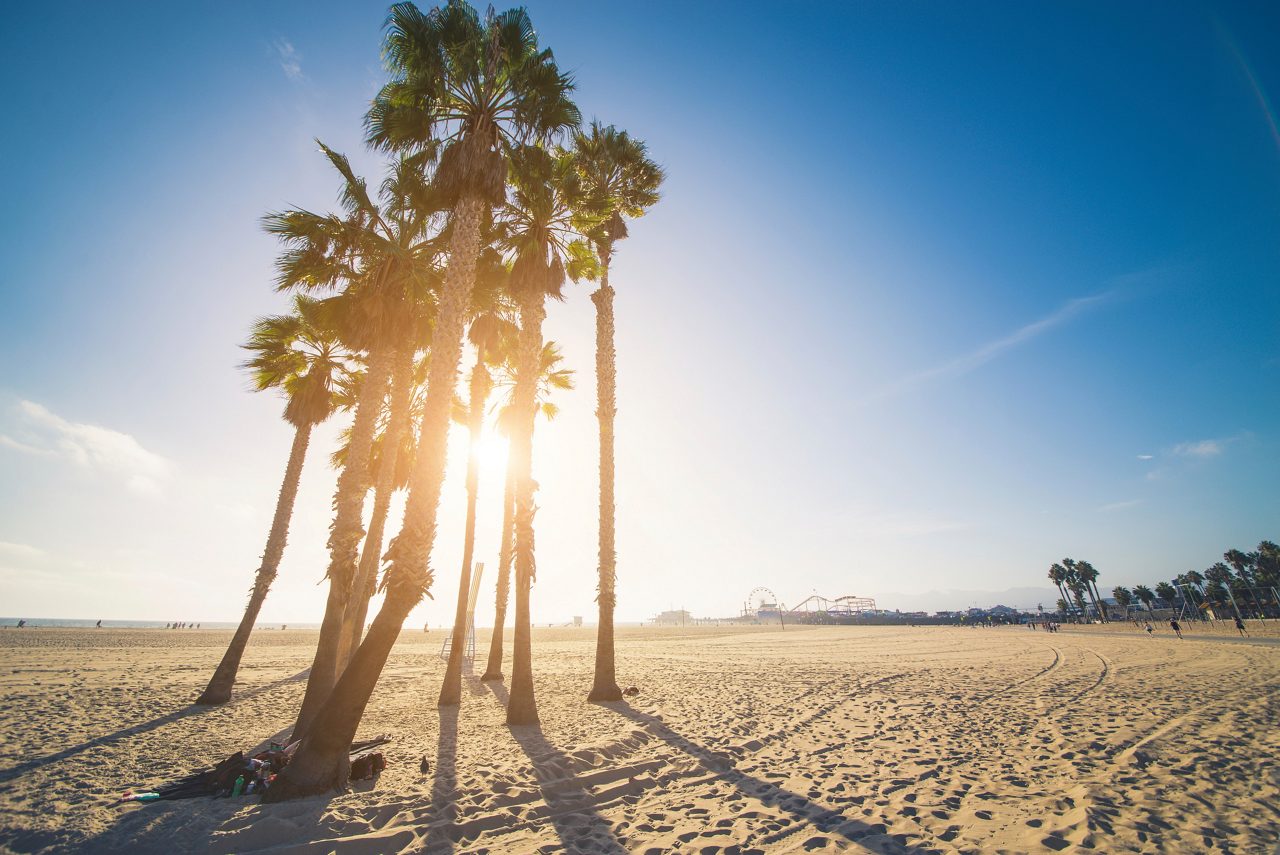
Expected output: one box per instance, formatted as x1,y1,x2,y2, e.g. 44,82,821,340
96,620,102,628
1145,623,1153,636
1169,619,1183,639
1234,616,1248,637
16,619,25,629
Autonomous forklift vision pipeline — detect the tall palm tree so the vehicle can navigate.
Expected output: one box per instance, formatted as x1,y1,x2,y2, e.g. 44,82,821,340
334,156,450,671
1068,581,1089,617
438,257,516,706
266,2,578,799
334,351,426,671
495,145,596,725
1075,560,1106,622
1133,584,1155,612
1047,563,1069,609
480,340,573,684
196,296,347,705
280,145,444,740
1154,581,1177,604
573,121,664,702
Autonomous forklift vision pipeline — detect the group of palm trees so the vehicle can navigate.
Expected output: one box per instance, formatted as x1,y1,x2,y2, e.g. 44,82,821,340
1046,558,1106,620
193,1,664,799
1047,540,1280,620
1110,540,1280,620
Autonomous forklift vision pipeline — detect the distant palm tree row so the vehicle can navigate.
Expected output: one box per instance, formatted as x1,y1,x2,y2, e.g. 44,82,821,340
1109,540,1280,620
1047,540,1279,620
193,0,664,799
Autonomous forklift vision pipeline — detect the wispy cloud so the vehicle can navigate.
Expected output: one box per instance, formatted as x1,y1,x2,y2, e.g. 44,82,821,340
864,291,1115,404
274,38,304,81
1,400,171,495
1136,454,1154,460
910,292,1113,385
1097,499,1142,513
1171,438,1226,458
0,541,46,560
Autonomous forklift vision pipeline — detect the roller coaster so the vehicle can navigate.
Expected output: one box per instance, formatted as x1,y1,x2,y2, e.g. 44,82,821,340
742,588,877,624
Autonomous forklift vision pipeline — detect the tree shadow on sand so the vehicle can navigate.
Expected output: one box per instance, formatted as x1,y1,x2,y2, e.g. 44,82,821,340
424,703,460,853
603,701,932,854
0,668,311,784
486,682,627,854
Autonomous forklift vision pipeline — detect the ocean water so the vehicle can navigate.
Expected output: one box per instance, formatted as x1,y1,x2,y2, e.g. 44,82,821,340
0,618,321,630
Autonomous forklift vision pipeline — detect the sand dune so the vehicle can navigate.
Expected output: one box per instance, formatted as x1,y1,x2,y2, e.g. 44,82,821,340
1,624,1277,853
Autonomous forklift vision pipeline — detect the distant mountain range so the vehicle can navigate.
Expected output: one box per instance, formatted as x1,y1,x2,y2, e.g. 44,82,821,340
872,586,1062,614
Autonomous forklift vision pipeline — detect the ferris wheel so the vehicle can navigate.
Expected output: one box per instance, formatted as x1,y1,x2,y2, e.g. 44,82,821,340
746,587,780,614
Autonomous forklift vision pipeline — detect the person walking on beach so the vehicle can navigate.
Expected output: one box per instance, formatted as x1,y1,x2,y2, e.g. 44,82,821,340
1145,622,1154,636
1234,616,1248,637
1169,618,1183,639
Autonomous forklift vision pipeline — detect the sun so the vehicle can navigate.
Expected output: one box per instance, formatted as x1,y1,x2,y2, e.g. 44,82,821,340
472,429,509,477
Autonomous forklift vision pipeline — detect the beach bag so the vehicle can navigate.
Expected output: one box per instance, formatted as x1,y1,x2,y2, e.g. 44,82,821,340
349,752,385,781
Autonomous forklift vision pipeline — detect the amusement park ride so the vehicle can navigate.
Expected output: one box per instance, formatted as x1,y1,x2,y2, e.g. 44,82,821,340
742,587,877,624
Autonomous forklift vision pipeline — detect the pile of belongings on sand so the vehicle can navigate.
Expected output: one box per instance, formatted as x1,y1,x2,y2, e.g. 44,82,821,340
116,735,390,804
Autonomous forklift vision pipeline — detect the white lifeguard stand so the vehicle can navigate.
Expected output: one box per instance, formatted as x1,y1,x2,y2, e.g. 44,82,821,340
439,562,485,661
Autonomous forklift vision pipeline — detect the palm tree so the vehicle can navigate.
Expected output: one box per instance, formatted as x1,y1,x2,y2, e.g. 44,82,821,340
1061,559,1084,616
334,351,426,671
495,145,596,725
266,2,578,799
1055,597,1070,616
481,340,573,684
573,121,664,702
1223,549,1257,586
438,257,516,706
1254,540,1279,589
1133,584,1155,612
1185,569,1206,595
1068,581,1089,617
1075,560,1106,622
278,145,444,741
196,296,347,705
1111,586,1132,616
1048,563,1069,609
1154,581,1177,604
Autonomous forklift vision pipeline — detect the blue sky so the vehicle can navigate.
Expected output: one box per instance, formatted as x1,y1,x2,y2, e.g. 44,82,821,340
1,1,1277,623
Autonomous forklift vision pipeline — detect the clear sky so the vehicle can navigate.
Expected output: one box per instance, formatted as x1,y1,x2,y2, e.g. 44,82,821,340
1,1,1277,625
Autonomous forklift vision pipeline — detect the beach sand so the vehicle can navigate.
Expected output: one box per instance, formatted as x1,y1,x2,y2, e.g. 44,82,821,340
1,623,1277,853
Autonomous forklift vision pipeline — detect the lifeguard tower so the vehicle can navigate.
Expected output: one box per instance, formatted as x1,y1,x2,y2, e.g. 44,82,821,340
439,562,485,661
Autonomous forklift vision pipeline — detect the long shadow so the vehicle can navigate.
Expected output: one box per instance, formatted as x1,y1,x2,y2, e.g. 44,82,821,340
486,683,626,854
0,668,310,784
603,701,931,853
425,704,459,853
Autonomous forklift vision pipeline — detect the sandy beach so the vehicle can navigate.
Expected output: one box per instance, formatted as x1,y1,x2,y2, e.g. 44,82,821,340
1,624,1277,854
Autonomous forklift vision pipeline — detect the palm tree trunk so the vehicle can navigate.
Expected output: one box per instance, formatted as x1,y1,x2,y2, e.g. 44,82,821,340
292,345,393,740
588,269,622,702
506,295,546,726
480,462,516,682
265,194,484,801
336,346,416,672
1089,581,1106,621
196,423,312,705
439,357,492,705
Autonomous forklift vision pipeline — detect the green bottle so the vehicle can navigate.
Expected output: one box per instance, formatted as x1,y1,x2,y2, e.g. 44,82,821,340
231,775,246,797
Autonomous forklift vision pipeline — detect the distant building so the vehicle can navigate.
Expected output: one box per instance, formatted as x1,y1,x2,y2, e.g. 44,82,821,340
653,609,692,626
